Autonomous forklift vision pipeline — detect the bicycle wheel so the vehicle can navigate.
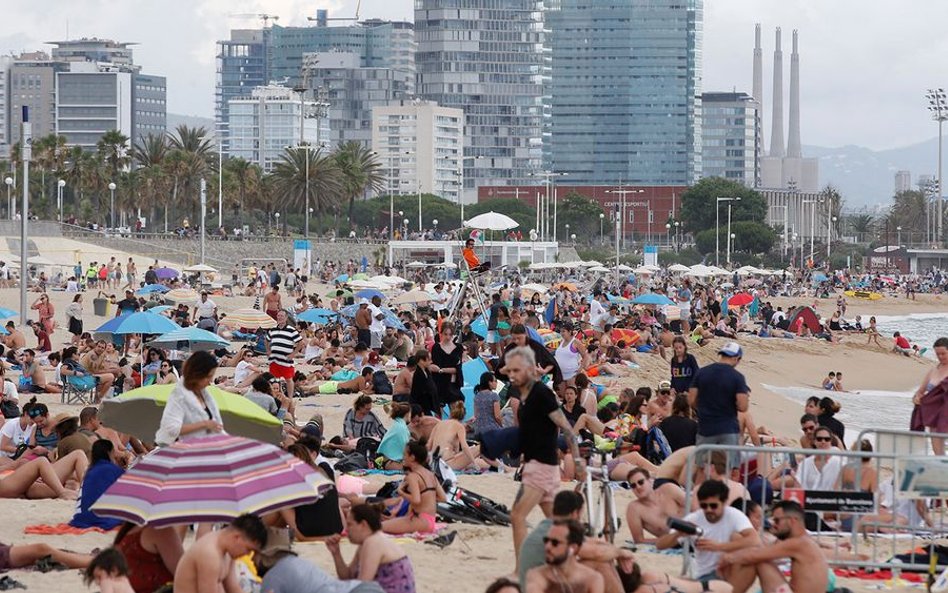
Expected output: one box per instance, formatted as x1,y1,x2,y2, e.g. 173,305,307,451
600,485,620,544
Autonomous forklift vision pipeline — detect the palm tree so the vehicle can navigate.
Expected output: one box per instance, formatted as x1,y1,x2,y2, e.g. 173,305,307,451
334,141,385,219
225,157,259,216
271,147,344,227
168,125,214,162
133,133,169,168
849,214,875,243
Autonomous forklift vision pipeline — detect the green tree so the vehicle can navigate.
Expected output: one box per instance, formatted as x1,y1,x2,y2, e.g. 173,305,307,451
848,213,875,243
730,221,776,254
555,191,612,243
679,177,768,234
224,157,260,216
334,141,385,219
887,190,928,242
271,147,344,227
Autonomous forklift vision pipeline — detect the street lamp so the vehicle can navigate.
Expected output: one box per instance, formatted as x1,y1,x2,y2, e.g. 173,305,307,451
927,88,946,245
432,219,438,235
274,212,280,236
108,182,117,230
716,197,740,266
897,225,902,247
674,221,680,252
565,223,570,241
4,177,12,220
570,233,576,245
57,179,65,222
829,215,837,257
665,223,671,246
729,233,736,264
403,218,409,236
802,198,820,264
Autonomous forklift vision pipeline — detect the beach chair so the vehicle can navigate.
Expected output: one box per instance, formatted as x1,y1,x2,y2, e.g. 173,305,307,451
60,375,96,406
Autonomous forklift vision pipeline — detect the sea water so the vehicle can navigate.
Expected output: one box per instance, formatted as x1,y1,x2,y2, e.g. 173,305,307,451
764,313,948,446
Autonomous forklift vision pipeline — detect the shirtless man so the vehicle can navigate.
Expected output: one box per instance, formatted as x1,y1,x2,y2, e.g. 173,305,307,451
525,519,604,593
625,468,680,544
427,401,488,471
80,340,117,401
20,348,61,394
263,285,282,320
4,322,25,350
174,514,267,593
409,408,439,442
719,500,829,593
392,357,415,401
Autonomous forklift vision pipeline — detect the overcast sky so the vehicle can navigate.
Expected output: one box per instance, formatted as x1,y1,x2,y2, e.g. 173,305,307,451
3,0,946,151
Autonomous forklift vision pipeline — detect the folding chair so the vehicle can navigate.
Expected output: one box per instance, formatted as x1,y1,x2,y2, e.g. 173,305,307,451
60,376,96,406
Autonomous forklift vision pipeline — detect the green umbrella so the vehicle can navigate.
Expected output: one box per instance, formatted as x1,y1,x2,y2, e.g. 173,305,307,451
99,384,282,445
325,288,353,299
351,273,369,281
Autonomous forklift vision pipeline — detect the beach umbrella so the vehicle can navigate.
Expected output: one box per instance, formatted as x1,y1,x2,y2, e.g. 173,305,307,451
631,293,675,306
520,283,549,295
606,294,632,304
406,261,427,268
135,284,169,296
616,264,633,272
588,266,611,273
219,308,277,329
352,273,369,281
165,288,199,302
91,434,331,527
463,211,519,231
146,305,174,315
99,385,283,445
355,288,386,301
297,308,341,324
0,307,18,319
728,292,755,307
632,266,655,275
333,274,349,283
554,282,578,292
154,267,178,280
390,289,433,305
183,263,218,273
668,264,690,273
610,328,640,345
370,275,408,285
538,329,562,349
112,311,179,335
146,326,230,352
339,304,406,330
582,260,603,267
325,288,354,300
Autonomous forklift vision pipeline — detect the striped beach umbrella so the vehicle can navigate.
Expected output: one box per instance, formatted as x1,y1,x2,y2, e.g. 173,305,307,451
165,288,199,302
92,434,332,527
219,308,277,329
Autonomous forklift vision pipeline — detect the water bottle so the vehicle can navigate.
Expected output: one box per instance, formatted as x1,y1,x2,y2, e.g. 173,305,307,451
667,517,703,537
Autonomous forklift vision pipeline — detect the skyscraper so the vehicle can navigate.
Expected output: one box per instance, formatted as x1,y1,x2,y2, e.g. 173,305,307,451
543,0,703,186
215,29,270,152
701,92,758,187
415,0,544,203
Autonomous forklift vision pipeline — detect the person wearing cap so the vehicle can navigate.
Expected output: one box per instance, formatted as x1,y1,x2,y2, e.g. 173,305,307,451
192,291,218,331
115,290,139,316
354,299,372,349
687,342,750,466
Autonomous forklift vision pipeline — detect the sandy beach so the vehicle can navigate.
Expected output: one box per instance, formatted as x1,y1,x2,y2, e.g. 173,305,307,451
0,273,941,593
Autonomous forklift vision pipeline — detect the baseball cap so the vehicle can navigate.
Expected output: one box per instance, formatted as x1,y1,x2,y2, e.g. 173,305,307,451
658,380,672,391
718,342,743,358
359,298,369,306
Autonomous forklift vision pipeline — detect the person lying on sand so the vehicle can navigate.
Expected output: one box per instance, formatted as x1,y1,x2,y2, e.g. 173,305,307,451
0,451,87,499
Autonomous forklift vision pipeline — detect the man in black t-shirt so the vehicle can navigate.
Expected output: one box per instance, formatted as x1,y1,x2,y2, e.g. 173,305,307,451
505,346,583,573
115,290,139,316
687,341,750,466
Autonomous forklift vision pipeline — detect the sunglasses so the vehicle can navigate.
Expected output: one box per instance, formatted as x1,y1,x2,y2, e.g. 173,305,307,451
542,537,565,547
699,502,720,510
801,425,815,432
27,409,45,418
814,436,833,442
630,479,647,487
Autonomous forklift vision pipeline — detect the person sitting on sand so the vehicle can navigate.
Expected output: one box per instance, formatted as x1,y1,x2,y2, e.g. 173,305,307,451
1,397,48,458
71,440,125,530
893,331,913,356
626,468,680,544
821,371,838,391
173,514,268,593
84,548,135,593
525,519,605,593
19,348,61,394
0,451,87,499
427,401,490,471
375,403,412,470
326,503,417,593
381,441,446,535
113,522,185,593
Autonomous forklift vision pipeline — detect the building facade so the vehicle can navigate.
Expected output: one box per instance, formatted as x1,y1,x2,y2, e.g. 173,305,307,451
0,56,11,157
228,85,330,172
133,73,167,141
215,29,270,152
55,65,134,149
7,53,60,148
415,0,544,203
371,100,464,203
894,170,912,194
701,92,758,186
543,0,703,186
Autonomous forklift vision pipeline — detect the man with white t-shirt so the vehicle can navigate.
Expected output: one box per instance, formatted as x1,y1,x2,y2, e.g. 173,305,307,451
431,283,449,317
588,291,609,331
368,295,386,351
192,291,218,331
656,479,758,584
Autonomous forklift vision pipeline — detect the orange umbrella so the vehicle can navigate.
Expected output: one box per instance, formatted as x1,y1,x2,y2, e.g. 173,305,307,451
610,328,640,345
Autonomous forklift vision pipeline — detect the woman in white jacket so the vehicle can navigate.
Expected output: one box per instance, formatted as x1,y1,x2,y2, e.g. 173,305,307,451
155,351,224,446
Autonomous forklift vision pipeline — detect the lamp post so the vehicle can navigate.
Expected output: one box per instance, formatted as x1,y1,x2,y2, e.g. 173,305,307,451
828,215,837,257
801,198,819,265
716,197,740,266
927,88,947,245
665,223,671,246
605,187,644,251
565,223,570,242
897,225,902,247
57,179,65,222
274,212,280,236
403,218,409,237
199,178,207,264
674,221,680,252
729,233,736,262
599,212,605,245
432,219,438,236
4,177,12,220
570,233,576,245
108,182,117,231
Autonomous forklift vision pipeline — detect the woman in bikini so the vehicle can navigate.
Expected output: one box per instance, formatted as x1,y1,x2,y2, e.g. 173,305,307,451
326,503,417,593
427,401,490,471
381,441,445,535
912,336,948,455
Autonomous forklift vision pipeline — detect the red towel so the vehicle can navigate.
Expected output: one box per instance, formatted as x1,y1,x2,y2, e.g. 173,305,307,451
24,523,115,535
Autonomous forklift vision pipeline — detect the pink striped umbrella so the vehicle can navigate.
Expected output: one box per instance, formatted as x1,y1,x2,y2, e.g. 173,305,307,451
92,434,331,527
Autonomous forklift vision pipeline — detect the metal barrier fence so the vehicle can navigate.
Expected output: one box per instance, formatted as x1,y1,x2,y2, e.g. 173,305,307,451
679,442,948,577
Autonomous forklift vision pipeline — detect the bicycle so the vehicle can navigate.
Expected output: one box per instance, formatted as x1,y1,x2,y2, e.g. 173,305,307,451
579,446,621,543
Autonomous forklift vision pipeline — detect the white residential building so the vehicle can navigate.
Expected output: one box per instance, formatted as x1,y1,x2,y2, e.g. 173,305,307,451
228,85,330,172
371,100,463,204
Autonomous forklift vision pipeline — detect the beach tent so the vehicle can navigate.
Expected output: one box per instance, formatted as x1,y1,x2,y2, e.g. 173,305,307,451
786,306,821,333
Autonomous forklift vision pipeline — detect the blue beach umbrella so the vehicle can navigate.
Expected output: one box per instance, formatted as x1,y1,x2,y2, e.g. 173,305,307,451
631,293,676,306
339,304,406,330
0,307,18,319
297,308,341,324
136,284,169,295
146,326,230,352
334,274,349,283
355,288,386,301
147,305,174,315
97,311,179,336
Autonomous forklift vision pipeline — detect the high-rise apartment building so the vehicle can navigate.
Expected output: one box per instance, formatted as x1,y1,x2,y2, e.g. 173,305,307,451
7,52,61,148
56,65,134,149
371,100,463,203
0,56,11,157
894,170,912,194
216,29,270,152
543,0,703,186
415,0,544,203
228,85,331,173
701,92,758,186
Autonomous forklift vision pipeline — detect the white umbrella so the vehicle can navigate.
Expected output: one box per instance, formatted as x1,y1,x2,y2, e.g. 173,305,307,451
633,266,655,275
582,260,603,267
370,275,408,285
406,261,427,268
463,211,518,231
668,264,691,273
588,265,611,273
348,279,395,290
391,289,433,305
644,264,662,271
707,266,730,276
561,260,584,268
616,264,633,272
183,264,218,273
520,283,549,295
439,262,458,269
687,264,712,277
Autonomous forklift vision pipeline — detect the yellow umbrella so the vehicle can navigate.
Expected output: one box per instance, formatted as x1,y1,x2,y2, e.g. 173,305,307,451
219,308,276,329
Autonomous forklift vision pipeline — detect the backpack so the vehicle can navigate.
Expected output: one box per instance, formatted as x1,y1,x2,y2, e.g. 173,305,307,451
355,437,380,458
644,425,672,465
372,370,393,395
334,451,370,473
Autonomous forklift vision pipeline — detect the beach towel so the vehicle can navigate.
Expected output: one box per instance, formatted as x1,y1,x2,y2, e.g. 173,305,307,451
25,523,116,535
911,376,948,433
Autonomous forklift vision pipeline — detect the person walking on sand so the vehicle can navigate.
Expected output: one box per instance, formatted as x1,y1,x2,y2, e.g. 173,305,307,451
911,337,948,455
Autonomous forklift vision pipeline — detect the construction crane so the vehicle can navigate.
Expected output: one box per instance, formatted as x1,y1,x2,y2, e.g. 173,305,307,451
229,13,280,27
306,0,361,23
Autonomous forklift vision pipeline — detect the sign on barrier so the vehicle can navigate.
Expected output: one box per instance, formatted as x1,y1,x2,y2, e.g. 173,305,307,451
895,455,948,499
782,489,874,513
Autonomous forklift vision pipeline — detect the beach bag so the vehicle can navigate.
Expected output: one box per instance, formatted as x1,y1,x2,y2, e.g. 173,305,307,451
334,452,370,473
355,437,380,458
372,370,393,395
17,375,32,392
644,426,672,465
1,399,19,418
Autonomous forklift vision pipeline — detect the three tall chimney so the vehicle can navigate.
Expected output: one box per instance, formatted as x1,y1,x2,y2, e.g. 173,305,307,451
786,29,802,158
769,27,785,158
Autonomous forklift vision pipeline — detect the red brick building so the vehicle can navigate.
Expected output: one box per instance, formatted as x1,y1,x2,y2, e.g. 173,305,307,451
477,185,686,239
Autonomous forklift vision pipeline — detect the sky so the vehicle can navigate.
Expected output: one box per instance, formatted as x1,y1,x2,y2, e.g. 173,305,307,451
2,0,947,151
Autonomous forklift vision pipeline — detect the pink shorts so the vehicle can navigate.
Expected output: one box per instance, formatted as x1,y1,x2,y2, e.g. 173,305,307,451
521,460,560,504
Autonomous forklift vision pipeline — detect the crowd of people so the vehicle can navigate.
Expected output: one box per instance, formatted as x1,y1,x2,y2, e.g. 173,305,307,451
0,240,945,593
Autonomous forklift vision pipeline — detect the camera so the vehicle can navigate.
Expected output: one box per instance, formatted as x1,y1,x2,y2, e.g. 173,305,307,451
666,517,703,537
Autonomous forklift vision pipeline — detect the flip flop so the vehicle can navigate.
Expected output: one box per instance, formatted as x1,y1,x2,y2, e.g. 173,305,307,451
0,576,26,590
34,555,69,573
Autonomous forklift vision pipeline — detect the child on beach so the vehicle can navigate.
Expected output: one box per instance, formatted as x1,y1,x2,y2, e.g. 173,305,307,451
84,548,134,593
